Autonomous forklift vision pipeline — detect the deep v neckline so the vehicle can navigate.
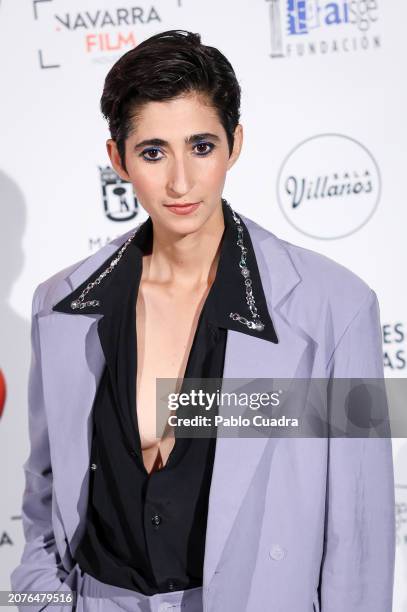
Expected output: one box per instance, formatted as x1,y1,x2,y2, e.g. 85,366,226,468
96,250,205,477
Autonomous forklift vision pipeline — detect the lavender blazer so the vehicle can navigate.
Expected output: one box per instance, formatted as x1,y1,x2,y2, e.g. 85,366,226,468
11,212,395,611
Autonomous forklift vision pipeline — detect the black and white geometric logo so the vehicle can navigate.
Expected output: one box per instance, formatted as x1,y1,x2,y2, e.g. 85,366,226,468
99,166,139,222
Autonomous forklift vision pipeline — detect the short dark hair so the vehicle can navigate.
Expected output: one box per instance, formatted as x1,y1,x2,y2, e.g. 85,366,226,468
100,29,241,172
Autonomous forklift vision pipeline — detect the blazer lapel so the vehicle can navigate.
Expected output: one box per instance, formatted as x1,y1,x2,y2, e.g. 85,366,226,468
38,310,103,554
37,233,135,555
202,218,309,590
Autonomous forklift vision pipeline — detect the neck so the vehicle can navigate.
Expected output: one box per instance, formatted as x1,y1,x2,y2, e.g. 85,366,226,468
143,204,225,290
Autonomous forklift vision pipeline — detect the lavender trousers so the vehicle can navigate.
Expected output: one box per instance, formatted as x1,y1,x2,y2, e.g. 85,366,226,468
75,571,204,612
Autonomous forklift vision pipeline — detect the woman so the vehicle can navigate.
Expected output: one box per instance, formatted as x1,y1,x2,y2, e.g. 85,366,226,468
11,30,395,612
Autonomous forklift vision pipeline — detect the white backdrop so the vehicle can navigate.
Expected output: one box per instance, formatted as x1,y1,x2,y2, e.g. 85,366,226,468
0,0,406,609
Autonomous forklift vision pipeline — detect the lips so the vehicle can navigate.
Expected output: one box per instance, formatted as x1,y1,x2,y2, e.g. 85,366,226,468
164,202,202,216
165,202,200,207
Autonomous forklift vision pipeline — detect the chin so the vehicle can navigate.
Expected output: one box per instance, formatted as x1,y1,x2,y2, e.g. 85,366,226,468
164,214,207,237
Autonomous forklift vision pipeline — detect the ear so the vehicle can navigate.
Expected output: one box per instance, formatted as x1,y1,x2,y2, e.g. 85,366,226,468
106,139,131,181
227,123,243,170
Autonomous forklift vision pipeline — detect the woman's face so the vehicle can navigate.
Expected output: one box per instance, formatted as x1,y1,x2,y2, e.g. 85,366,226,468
107,91,243,235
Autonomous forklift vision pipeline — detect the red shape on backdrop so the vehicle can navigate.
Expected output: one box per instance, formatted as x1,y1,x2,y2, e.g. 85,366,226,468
0,369,6,419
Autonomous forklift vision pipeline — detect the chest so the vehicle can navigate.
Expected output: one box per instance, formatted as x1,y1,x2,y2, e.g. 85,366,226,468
134,282,210,469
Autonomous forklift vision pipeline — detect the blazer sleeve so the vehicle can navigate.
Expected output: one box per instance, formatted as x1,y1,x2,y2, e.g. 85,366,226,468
10,284,75,611
319,289,396,612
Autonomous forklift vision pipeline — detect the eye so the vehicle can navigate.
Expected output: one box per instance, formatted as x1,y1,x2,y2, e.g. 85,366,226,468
140,147,164,163
193,142,215,155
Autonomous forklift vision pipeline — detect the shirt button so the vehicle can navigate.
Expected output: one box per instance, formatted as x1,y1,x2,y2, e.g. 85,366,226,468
167,580,176,591
90,463,97,471
151,514,162,527
269,544,286,561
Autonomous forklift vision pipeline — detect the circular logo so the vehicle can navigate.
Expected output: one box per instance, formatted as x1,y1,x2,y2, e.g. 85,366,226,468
277,134,381,240
0,369,6,419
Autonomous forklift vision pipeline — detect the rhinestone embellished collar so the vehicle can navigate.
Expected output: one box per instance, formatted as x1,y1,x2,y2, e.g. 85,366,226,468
69,199,266,333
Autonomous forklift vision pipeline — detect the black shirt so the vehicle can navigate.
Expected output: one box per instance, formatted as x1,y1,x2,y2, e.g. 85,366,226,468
52,199,278,595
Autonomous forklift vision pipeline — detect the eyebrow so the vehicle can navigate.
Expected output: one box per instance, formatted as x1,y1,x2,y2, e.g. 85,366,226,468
133,132,221,150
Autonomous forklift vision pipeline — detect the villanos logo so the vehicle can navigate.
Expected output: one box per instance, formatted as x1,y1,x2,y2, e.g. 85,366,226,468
277,134,380,239
99,166,139,222
32,1,183,68
266,0,381,58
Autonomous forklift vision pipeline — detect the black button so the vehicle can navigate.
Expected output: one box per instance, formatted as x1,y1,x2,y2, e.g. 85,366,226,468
151,514,162,527
167,580,176,591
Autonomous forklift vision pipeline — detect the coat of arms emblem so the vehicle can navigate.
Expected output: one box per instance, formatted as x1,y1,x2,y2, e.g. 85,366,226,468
99,166,139,222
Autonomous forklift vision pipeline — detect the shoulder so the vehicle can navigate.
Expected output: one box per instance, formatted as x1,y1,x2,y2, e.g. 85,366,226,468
242,213,372,297
280,234,377,330
241,212,377,336
281,235,372,304
32,227,135,314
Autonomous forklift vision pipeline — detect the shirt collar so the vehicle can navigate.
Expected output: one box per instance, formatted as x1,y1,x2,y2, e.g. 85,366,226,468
53,200,278,343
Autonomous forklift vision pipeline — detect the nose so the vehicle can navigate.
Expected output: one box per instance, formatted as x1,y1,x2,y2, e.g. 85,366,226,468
166,155,194,198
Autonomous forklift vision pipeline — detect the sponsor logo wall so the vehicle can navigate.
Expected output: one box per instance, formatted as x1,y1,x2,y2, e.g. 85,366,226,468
0,0,405,607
